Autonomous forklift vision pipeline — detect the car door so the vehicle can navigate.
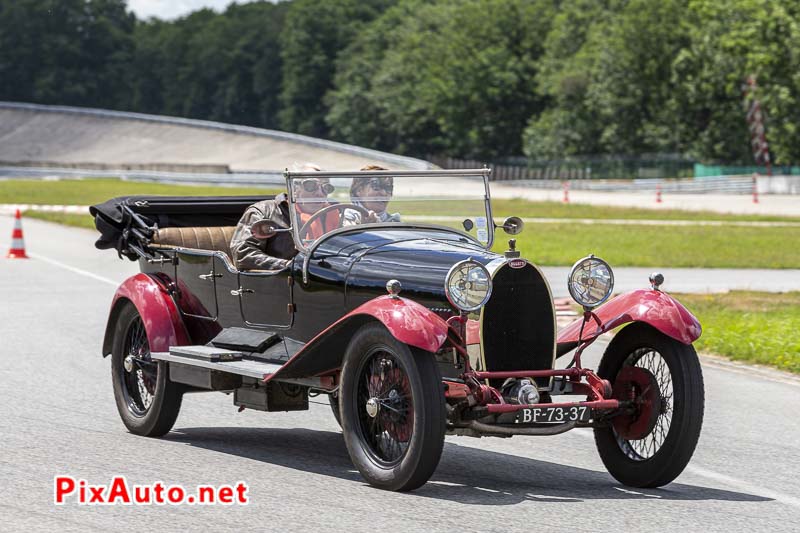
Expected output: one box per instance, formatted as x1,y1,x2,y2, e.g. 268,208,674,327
174,250,219,320
237,269,293,328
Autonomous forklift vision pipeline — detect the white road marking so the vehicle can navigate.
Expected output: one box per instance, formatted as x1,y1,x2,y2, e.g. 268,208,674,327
573,428,800,509
429,481,465,487
685,465,800,510
699,355,800,388
527,493,579,501
614,486,661,498
0,245,119,286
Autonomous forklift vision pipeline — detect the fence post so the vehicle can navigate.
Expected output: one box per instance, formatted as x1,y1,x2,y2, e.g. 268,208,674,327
752,173,759,204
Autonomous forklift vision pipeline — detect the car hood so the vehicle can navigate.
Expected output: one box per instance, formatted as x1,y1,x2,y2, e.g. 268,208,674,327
329,227,501,308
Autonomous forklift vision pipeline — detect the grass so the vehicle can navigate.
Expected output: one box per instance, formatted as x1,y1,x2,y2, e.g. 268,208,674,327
496,222,800,268
490,198,800,222
24,210,97,229
28,211,798,269
675,291,800,374
8,178,800,268
0,178,282,205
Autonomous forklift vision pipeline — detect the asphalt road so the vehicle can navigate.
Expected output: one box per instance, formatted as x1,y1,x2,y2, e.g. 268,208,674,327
1,219,799,532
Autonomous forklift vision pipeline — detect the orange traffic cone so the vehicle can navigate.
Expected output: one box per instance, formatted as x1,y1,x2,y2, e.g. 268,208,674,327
7,209,29,259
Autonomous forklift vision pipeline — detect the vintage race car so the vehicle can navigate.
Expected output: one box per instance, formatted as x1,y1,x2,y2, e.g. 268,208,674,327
91,168,704,491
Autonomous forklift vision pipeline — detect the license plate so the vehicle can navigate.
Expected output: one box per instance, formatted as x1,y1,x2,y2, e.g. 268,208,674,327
515,405,591,424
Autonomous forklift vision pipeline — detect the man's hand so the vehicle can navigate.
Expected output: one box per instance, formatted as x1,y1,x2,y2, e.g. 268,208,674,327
364,211,378,223
252,220,277,240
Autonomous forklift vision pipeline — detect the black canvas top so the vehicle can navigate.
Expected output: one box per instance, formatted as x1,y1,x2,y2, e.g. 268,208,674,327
90,195,275,259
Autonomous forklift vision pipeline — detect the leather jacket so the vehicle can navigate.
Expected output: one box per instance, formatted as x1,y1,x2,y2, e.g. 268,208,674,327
230,193,297,270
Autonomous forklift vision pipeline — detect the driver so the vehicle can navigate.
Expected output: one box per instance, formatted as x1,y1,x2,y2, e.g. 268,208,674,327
294,176,339,241
230,163,332,270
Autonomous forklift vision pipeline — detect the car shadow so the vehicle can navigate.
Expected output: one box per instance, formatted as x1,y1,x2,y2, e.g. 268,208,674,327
164,426,769,506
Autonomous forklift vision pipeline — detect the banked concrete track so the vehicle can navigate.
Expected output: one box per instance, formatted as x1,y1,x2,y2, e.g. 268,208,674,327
0,102,433,172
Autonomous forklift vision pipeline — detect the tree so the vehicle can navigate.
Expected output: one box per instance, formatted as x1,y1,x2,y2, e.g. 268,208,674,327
327,0,555,159
278,0,394,137
672,0,800,164
524,0,692,159
129,1,288,128
0,0,134,107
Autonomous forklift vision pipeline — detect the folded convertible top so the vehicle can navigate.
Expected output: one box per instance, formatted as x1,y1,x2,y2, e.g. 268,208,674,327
90,195,274,260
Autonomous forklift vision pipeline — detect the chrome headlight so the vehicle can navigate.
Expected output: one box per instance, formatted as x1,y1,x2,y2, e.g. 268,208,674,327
445,260,492,312
568,255,614,308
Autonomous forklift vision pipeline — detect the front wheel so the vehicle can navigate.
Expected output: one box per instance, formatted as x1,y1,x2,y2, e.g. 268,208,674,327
340,323,446,491
594,323,704,488
111,302,183,437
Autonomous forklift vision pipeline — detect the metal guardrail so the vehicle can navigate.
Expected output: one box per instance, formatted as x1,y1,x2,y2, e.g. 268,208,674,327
0,101,436,171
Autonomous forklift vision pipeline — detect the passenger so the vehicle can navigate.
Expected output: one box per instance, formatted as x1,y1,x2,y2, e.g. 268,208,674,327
343,164,401,225
230,163,328,270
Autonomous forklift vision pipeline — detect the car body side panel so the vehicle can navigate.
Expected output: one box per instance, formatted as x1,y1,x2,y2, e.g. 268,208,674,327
266,295,450,380
102,273,191,356
556,289,702,351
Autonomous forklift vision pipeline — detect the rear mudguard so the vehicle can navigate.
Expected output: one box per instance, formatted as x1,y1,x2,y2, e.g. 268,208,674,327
101,273,191,356
556,289,701,356
267,295,450,381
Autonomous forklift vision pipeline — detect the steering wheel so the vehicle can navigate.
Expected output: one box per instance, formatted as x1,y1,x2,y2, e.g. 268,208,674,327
298,203,371,242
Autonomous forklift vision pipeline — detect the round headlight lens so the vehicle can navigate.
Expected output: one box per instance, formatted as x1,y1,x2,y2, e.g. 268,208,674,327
445,260,492,312
568,256,614,308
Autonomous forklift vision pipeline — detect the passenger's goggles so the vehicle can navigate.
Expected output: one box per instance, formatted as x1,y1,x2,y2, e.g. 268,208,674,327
364,178,393,194
300,179,335,194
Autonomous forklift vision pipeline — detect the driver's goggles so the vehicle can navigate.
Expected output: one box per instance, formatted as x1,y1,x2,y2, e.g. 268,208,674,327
300,179,335,194
364,178,393,193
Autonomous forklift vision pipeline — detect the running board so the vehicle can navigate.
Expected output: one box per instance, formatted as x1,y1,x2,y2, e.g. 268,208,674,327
150,346,332,389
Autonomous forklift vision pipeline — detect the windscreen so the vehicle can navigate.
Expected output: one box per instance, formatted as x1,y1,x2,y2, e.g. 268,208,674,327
286,169,492,251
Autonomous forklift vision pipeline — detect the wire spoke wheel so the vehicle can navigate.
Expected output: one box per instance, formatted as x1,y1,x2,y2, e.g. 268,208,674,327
340,323,445,491
111,302,183,437
355,350,414,466
120,315,157,417
614,348,674,461
594,323,704,488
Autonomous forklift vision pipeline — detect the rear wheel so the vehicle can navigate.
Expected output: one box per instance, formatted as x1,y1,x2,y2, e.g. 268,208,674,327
111,302,183,437
594,323,704,488
340,323,446,491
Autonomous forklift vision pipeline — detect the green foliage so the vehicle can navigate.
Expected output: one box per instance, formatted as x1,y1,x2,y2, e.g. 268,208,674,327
0,0,134,107
496,222,800,269
0,179,282,205
326,0,555,158
524,0,800,164
525,0,692,158
129,2,289,128
2,0,800,165
278,0,394,136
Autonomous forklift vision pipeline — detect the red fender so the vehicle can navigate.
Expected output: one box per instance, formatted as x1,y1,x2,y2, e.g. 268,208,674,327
557,289,702,348
268,295,450,381
102,273,191,356
350,295,450,352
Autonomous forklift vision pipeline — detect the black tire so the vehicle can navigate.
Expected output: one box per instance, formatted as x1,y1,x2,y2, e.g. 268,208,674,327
329,391,342,428
111,302,183,437
340,322,446,491
594,322,704,488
